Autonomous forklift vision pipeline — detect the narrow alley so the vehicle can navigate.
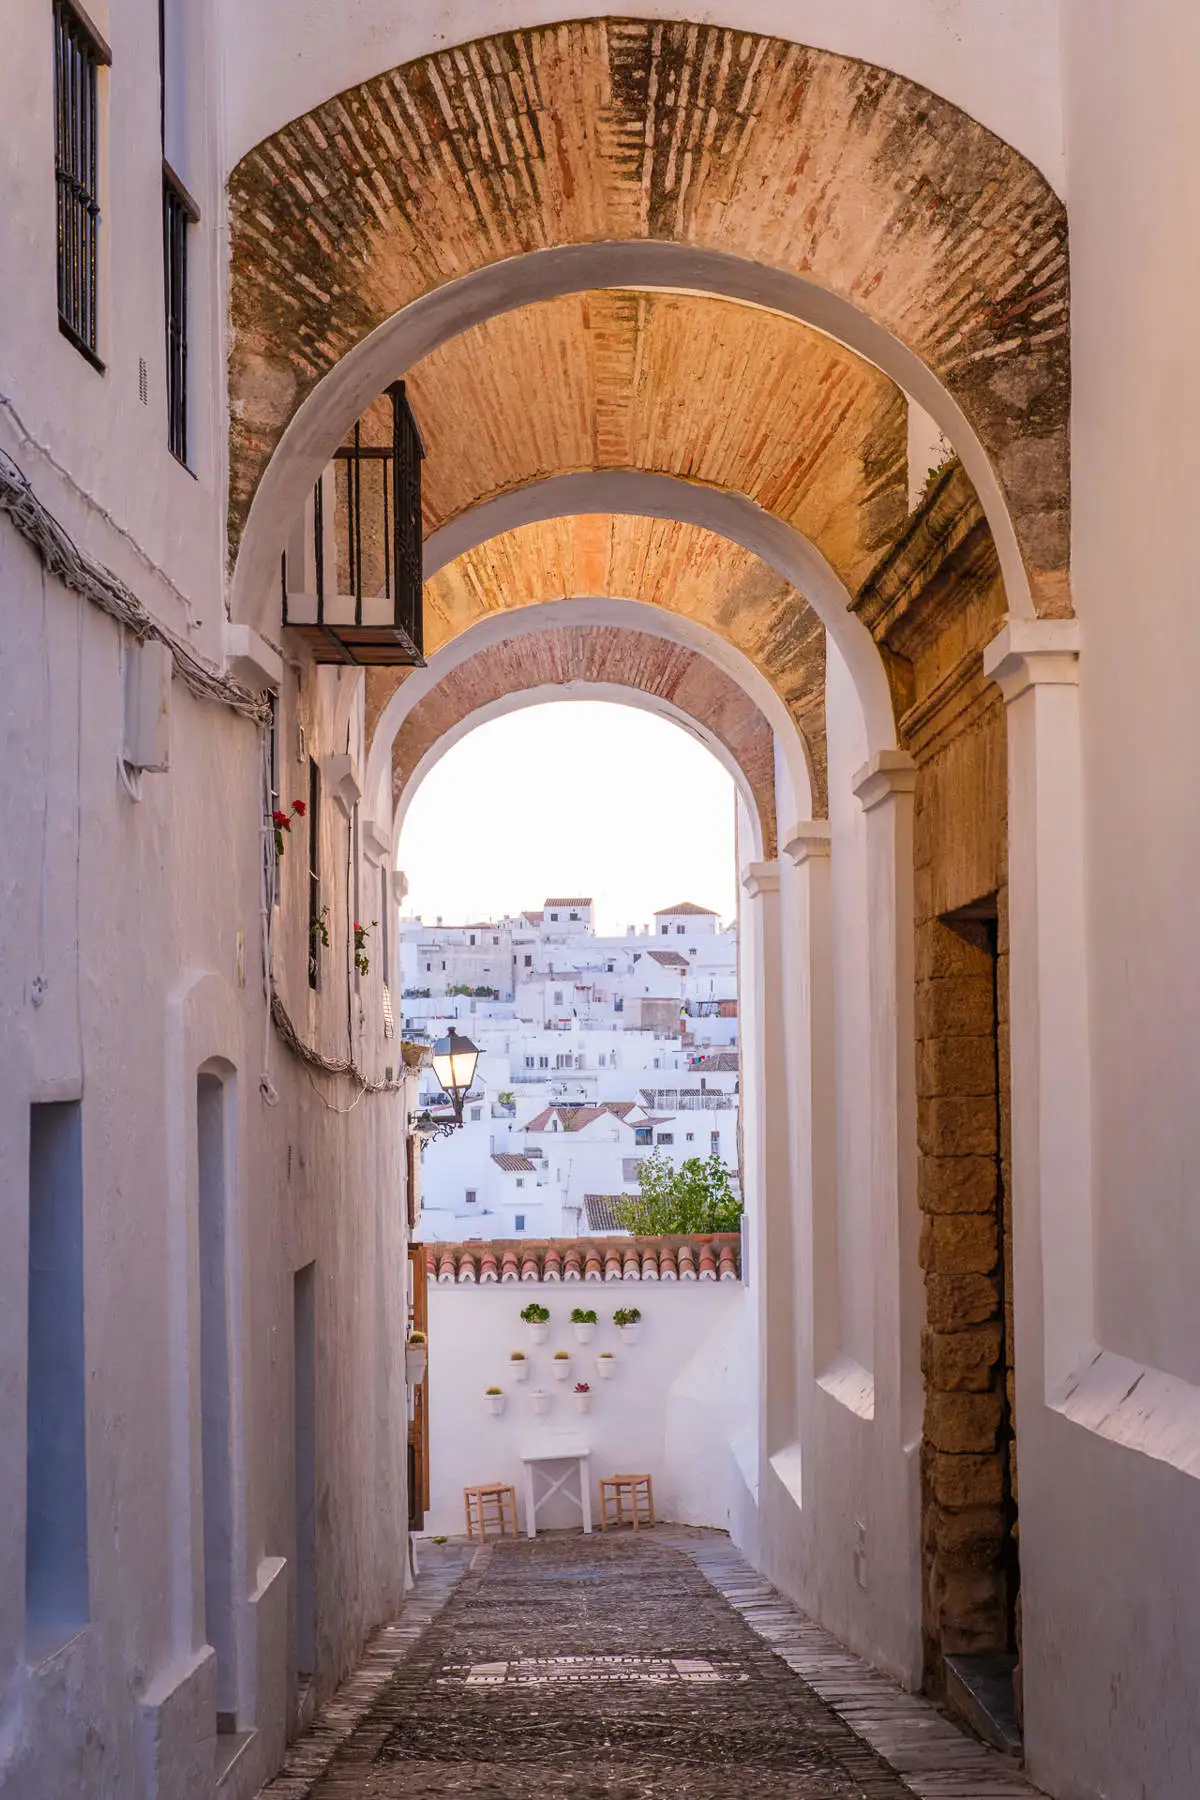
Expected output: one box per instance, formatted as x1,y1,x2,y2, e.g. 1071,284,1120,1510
264,1534,1037,1800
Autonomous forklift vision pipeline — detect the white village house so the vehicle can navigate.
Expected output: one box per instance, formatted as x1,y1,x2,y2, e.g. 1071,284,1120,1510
401,900,740,1238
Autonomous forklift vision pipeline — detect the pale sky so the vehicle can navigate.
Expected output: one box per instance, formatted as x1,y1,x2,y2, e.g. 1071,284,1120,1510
397,701,738,934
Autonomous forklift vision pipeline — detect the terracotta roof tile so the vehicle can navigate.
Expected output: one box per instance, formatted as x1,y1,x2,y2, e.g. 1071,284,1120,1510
654,901,718,915
491,1153,537,1172
420,1234,741,1286
646,950,689,968
543,897,593,907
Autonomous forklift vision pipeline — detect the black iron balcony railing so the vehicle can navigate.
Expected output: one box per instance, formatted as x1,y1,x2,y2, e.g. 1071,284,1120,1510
282,381,426,667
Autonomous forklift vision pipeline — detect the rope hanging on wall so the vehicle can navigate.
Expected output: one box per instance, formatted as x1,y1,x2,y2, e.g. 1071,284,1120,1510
0,448,271,725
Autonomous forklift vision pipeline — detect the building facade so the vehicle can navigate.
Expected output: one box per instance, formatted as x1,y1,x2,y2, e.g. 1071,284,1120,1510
3,5,1200,1798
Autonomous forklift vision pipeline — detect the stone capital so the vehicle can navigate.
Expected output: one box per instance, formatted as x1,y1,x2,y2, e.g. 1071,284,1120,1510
741,859,781,899
362,819,392,867
983,617,1081,705
782,820,832,866
851,750,918,813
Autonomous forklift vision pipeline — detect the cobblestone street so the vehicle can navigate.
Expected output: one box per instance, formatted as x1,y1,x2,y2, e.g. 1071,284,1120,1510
263,1533,1040,1800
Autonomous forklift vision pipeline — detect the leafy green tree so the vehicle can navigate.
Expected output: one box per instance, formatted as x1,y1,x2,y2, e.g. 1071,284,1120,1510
614,1150,742,1235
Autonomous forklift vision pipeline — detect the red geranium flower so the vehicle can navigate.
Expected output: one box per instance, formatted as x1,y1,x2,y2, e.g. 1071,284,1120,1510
291,799,306,816
272,810,291,829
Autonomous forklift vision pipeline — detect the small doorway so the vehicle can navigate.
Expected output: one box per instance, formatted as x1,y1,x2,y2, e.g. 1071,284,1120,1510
919,900,1020,1753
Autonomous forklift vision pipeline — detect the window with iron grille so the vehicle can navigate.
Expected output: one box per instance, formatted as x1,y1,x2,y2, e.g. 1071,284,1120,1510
162,168,197,463
53,1,110,365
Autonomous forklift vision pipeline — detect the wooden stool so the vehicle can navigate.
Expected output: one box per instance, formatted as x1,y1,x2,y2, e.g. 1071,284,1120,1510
599,1473,655,1532
463,1483,518,1541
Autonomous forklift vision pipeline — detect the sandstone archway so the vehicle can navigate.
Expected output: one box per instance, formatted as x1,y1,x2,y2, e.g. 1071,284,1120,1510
229,20,1068,627
390,622,781,855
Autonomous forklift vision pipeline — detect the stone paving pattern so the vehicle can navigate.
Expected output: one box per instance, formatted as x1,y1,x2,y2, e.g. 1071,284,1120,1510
264,1530,1042,1800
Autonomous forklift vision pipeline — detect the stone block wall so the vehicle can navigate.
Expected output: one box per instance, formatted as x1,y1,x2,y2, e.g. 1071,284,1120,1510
854,462,1016,1700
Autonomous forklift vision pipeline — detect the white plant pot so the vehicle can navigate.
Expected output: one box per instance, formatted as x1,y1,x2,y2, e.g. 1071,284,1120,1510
484,1394,506,1416
510,1359,530,1383
595,1357,616,1380
551,1359,572,1381
572,1392,593,1413
526,1322,549,1345
619,1323,642,1345
530,1389,551,1415
572,1322,596,1344
404,1346,428,1385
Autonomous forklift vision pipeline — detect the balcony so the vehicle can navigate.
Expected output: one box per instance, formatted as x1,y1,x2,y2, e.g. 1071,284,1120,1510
282,383,425,667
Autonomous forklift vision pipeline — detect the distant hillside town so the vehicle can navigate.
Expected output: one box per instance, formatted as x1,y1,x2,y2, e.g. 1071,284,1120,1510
401,898,739,1239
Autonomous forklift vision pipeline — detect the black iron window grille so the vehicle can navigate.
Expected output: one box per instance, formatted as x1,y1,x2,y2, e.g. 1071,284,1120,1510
53,0,109,365
282,382,425,667
162,165,198,464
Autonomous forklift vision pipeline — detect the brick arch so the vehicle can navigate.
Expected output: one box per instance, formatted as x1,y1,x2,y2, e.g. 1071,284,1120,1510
229,18,1069,618
368,290,907,597
370,510,828,811
391,624,779,856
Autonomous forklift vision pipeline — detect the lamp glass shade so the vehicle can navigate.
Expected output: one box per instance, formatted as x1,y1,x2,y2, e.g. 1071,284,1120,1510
431,1029,479,1104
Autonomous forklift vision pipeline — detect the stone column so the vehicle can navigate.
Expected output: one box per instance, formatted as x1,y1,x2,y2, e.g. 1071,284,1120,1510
851,750,921,1439
982,620,1089,1396
780,821,834,1394
852,749,922,1680
741,859,792,1478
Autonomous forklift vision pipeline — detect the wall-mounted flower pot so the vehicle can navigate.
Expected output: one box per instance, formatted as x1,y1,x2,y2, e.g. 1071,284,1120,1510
572,1391,592,1414
572,1322,596,1344
529,1389,551,1415
595,1356,616,1380
551,1357,572,1381
618,1323,642,1345
484,1393,506,1416
509,1357,530,1383
526,1322,549,1345
404,1345,428,1385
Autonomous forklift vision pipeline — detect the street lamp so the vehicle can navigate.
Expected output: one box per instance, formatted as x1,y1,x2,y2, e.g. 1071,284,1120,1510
414,1027,480,1142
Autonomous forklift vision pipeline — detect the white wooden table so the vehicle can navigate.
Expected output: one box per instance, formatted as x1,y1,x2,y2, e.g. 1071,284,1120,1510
520,1436,592,1537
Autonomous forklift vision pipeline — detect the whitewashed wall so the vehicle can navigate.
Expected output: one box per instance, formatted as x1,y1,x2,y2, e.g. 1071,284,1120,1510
425,1280,747,1535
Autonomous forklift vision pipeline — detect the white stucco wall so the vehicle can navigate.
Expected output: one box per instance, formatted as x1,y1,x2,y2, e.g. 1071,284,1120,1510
425,1280,747,1536
0,509,414,1800
221,0,1066,190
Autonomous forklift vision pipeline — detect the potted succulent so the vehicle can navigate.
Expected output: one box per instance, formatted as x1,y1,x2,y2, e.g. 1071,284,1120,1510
404,1331,428,1385
521,1301,551,1345
572,1381,592,1414
571,1306,598,1344
484,1386,505,1416
595,1351,616,1380
613,1306,642,1344
551,1350,572,1381
509,1350,529,1383
529,1387,551,1415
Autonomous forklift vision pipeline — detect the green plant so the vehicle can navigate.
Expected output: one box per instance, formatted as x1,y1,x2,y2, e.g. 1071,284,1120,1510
553,1349,570,1360
485,1386,502,1395
498,1091,515,1107
509,1349,526,1361
614,1150,742,1236
409,1330,426,1345
571,1307,597,1325
354,918,377,975
432,1534,448,1544
309,904,330,948
598,1351,614,1359
520,1301,550,1324
613,1307,642,1328
271,798,307,857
